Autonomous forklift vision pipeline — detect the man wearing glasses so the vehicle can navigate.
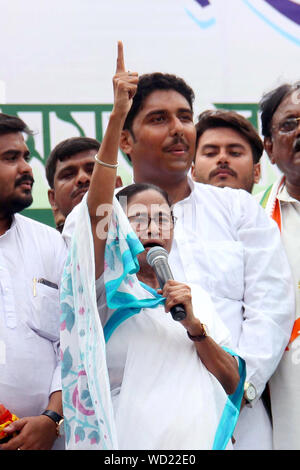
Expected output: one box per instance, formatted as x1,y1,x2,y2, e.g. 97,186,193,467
259,81,300,450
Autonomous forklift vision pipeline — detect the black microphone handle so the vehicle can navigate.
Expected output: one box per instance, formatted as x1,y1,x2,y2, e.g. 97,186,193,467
170,304,187,321
151,258,187,321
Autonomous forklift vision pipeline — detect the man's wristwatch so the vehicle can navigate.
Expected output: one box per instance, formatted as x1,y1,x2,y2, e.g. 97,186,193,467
41,410,64,437
187,323,209,342
244,382,257,405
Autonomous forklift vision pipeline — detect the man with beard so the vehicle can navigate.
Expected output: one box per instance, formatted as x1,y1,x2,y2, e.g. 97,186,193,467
192,109,262,193
0,113,67,450
259,81,300,449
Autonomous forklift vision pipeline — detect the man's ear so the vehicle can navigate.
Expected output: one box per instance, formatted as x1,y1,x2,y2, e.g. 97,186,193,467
190,161,196,181
120,129,134,155
253,163,261,184
264,137,275,164
48,188,58,210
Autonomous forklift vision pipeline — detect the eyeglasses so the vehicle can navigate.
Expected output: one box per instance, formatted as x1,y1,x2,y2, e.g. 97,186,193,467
272,117,300,135
128,213,176,229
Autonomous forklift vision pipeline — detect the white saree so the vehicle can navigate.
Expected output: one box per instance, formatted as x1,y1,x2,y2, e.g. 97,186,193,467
60,196,245,450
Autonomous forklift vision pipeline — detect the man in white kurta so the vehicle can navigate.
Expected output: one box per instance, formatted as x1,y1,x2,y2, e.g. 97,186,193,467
258,79,300,449
63,73,295,449
0,114,67,450
167,176,294,449
0,213,67,449
115,73,295,450
264,182,300,449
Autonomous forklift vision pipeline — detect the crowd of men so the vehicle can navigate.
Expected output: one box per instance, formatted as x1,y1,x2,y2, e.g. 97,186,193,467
0,66,299,450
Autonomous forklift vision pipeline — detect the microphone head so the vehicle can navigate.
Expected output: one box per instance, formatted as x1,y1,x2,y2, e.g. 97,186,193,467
146,245,169,267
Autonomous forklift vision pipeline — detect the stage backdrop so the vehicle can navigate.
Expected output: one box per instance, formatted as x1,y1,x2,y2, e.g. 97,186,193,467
0,0,299,227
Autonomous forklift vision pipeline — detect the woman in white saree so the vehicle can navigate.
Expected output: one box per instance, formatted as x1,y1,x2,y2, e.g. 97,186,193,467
60,42,245,451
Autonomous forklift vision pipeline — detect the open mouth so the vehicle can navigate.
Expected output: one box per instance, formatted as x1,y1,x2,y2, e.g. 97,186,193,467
19,182,32,189
143,241,164,250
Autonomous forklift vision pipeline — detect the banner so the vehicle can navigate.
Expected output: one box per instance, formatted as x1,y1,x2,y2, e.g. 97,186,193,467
0,0,299,226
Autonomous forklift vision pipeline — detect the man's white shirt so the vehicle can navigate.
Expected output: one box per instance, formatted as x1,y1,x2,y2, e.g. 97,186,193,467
168,179,294,449
267,184,300,450
0,214,67,449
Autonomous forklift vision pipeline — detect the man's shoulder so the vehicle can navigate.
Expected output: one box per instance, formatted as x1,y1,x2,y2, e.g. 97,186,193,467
192,181,242,196
191,181,251,205
15,213,64,242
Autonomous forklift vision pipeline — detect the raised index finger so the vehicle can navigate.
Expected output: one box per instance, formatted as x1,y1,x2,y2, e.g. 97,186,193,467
116,40,126,73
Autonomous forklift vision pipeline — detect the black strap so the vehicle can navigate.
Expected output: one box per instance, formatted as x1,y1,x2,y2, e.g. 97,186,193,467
41,409,63,424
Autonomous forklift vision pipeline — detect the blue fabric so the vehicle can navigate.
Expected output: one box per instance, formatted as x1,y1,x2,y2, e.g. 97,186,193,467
104,282,165,342
212,347,246,450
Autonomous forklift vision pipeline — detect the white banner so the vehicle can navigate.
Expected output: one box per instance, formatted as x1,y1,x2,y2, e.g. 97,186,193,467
0,0,299,222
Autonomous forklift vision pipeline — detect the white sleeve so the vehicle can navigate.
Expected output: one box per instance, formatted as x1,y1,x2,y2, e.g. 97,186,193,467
190,283,233,350
235,190,295,399
49,340,62,394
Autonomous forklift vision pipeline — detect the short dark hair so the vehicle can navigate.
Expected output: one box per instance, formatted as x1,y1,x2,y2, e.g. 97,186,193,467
45,136,100,188
259,81,300,138
0,113,33,136
195,109,264,164
123,72,195,132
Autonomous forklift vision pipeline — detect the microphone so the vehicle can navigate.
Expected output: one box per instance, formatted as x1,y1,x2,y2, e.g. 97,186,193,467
146,246,187,321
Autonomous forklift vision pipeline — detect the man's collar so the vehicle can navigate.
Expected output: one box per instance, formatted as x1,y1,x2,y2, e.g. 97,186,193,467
187,174,195,193
277,182,300,204
0,213,16,237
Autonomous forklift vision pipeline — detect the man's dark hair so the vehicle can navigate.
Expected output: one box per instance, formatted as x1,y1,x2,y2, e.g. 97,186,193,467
259,81,300,138
123,72,195,133
0,113,33,136
45,136,100,188
195,109,264,164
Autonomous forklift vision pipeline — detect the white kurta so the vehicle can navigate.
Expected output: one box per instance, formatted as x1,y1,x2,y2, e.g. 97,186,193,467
268,185,300,450
168,179,295,450
0,214,67,449
96,276,234,450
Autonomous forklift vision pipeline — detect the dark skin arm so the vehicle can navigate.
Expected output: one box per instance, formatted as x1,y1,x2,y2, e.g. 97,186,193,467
161,280,240,395
0,391,63,450
87,41,138,279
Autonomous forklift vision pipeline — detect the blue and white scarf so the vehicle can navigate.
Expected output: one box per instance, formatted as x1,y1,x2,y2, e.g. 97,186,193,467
60,196,245,450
